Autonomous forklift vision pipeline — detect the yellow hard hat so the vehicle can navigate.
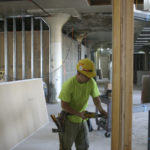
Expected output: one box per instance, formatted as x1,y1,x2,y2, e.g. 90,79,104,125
76,58,96,78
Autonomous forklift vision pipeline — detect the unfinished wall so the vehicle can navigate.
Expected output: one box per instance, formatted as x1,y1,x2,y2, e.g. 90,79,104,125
0,31,49,92
0,25,87,99
0,79,49,150
100,54,110,78
62,34,87,82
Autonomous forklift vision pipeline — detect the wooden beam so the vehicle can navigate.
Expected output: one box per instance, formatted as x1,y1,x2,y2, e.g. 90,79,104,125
112,0,134,150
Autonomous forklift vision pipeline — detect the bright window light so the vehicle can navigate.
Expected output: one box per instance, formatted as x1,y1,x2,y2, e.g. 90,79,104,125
144,0,150,11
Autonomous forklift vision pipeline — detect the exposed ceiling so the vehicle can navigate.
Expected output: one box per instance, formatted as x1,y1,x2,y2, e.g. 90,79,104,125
0,0,150,53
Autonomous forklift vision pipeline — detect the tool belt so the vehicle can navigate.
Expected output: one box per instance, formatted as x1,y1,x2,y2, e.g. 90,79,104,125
51,110,104,133
51,110,70,133
58,111,70,132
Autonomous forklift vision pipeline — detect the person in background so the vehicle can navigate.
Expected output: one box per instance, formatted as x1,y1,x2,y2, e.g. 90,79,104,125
59,58,107,150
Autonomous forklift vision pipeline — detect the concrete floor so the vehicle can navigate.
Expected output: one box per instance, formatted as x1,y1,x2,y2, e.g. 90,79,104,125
12,86,148,150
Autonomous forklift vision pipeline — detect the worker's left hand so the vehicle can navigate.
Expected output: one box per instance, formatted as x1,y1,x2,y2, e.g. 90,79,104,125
79,111,87,120
100,109,107,118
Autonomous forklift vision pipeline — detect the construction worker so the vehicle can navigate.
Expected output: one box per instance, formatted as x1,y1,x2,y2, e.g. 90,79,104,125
58,58,107,150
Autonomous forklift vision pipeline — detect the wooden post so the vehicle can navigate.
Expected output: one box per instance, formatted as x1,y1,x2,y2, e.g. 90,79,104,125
112,0,134,150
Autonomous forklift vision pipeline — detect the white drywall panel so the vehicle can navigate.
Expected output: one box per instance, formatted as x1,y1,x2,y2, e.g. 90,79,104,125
0,79,49,150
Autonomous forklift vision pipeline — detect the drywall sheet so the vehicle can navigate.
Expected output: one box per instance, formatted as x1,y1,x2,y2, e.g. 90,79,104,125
0,79,49,150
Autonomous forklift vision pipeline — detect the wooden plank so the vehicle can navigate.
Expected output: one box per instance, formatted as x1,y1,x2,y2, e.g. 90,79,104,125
43,31,49,98
34,31,40,78
16,31,22,80
8,32,13,81
112,0,134,150
112,0,121,149
25,31,31,79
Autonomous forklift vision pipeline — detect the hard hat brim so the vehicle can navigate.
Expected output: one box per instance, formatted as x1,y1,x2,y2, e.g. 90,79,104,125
79,70,96,78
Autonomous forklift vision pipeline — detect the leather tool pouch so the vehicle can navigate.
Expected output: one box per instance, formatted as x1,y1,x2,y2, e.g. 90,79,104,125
58,111,69,132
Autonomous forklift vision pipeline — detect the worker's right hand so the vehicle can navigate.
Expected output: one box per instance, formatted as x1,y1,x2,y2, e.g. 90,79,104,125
79,111,86,120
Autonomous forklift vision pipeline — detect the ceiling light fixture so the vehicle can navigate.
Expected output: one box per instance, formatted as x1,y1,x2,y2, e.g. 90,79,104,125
139,34,150,36
134,45,143,47
142,30,150,32
135,41,148,42
134,44,143,45
134,44,144,45
101,48,104,52
143,27,150,30
143,43,150,45
137,51,145,54
137,38,150,40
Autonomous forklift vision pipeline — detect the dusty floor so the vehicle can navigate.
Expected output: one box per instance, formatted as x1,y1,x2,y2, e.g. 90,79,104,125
12,86,148,150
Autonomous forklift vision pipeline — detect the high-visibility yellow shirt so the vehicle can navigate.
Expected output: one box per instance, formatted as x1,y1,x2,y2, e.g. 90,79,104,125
59,76,100,123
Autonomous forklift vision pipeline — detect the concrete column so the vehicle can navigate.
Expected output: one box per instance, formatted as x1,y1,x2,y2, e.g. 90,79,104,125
43,13,70,103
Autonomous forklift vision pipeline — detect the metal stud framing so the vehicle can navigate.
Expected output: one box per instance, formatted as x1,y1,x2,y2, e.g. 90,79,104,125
13,17,17,80
31,17,34,78
4,18,8,81
1,17,48,82
49,26,51,93
40,19,43,78
22,17,25,79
